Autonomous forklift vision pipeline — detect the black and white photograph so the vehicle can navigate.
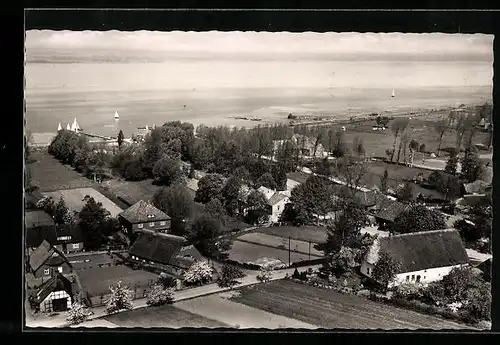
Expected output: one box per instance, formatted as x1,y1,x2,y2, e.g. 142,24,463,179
24,11,493,330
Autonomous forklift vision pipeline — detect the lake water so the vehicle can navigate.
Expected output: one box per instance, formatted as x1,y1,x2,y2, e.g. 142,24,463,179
25,60,493,137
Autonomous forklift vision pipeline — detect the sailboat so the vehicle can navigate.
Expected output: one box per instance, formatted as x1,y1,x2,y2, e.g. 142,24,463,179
114,111,120,120
66,123,71,130
57,123,62,131
391,89,395,98
71,118,82,132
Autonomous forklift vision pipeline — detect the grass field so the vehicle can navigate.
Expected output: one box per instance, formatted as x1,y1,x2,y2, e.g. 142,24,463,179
102,178,161,206
29,152,93,192
44,187,123,217
237,232,323,257
228,240,317,266
255,226,328,244
103,304,229,328
77,265,158,297
231,280,475,330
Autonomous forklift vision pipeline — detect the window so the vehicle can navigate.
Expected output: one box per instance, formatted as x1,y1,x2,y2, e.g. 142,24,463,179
277,206,280,211
149,222,155,227
58,267,63,273
57,236,71,241
72,243,79,249
416,275,421,283
366,267,370,275
44,268,50,275
406,275,410,281
160,221,166,226
411,275,415,281
138,224,144,229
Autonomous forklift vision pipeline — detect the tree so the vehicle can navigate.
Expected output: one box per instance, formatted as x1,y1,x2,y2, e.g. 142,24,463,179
244,190,270,225
158,272,177,289
328,246,358,277
331,129,347,162
186,213,231,259
152,184,194,236
78,196,111,250
390,118,409,162
461,146,484,183
204,198,228,226
444,152,459,175
372,251,401,289
380,169,389,193
36,196,56,217
146,284,174,306
289,176,335,224
272,164,288,191
183,261,214,286
440,266,478,303
190,139,213,170
434,119,449,156
217,264,246,288
105,281,134,314
54,197,70,225
396,124,409,163
152,156,182,186
233,166,251,184
256,172,277,190
392,204,446,234
396,182,415,203
194,173,225,204
336,156,368,193
429,172,462,202
222,176,243,216
66,302,92,325
401,131,411,163
352,136,365,158
409,139,419,152
256,266,273,283
463,281,491,321
117,130,124,148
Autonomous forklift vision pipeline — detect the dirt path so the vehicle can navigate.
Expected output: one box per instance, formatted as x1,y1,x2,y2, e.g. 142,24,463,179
174,293,318,329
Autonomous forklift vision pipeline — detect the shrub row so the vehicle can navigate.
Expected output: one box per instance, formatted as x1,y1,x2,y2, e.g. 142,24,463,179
368,293,478,325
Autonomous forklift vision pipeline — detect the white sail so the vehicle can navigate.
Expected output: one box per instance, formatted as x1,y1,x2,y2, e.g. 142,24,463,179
57,123,62,131
391,89,395,98
71,118,81,131
66,123,71,130
114,111,120,119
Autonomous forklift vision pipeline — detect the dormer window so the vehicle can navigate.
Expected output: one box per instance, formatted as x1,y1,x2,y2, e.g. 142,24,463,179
147,214,155,219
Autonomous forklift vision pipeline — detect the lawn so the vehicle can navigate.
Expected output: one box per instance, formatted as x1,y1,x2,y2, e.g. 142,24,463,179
103,304,229,328
255,226,328,244
237,232,323,257
231,280,476,330
28,151,93,192
43,187,124,217
102,178,161,206
77,265,159,297
228,240,318,266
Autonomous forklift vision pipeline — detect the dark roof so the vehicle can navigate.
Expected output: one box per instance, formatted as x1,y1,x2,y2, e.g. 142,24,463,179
29,240,70,273
25,210,55,228
129,231,186,266
34,272,73,304
366,229,469,273
26,223,84,248
476,258,491,281
372,199,410,222
178,245,204,262
119,200,171,224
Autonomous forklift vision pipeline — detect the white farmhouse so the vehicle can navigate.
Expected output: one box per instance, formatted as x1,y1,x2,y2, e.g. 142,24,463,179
361,229,469,288
257,186,290,223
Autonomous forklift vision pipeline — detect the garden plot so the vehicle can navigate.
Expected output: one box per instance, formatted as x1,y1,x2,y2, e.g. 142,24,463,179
228,241,316,266
255,226,328,244
236,233,323,257
43,187,123,217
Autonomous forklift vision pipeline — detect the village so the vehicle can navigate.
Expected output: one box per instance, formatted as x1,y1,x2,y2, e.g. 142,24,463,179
24,103,492,329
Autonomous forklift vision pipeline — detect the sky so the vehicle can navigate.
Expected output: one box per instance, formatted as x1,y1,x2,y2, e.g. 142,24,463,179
25,30,494,61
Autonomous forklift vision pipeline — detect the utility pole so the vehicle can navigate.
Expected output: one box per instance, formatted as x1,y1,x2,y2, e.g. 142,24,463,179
308,241,311,260
288,236,291,267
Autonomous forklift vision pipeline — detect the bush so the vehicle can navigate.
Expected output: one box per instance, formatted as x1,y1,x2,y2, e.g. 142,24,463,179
392,282,425,301
105,281,134,314
146,285,174,306
158,273,177,289
66,302,92,325
184,261,214,286
217,264,246,288
256,267,273,283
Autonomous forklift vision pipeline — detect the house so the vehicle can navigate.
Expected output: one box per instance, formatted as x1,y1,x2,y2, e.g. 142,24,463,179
257,186,276,200
291,134,326,158
26,210,84,254
266,192,290,223
128,231,204,277
463,180,490,195
369,199,411,229
118,200,171,237
361,229,469,288
28,240,73,279
28,272,74,313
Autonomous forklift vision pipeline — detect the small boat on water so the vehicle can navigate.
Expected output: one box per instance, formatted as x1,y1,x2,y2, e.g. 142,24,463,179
57,123,62,131
66,123,71,130
391,89,395,98
71,117,82,132
114,111,120,119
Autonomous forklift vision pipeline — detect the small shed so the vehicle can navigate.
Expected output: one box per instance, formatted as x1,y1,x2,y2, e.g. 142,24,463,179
30,272,73,313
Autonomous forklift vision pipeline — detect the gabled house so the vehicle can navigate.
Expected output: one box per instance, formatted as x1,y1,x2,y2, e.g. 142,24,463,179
475,258,491,282
28,272,74,313
118,200,171,237
28,240,73,279
369,199,411,230
361,229,469,288
266,192,290,223
128,231,204,277
25,210,84,254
